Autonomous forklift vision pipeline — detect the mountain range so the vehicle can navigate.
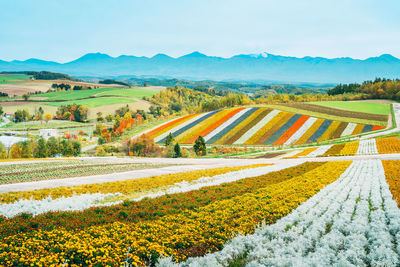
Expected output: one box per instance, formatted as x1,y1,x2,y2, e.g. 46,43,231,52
1,52,400,83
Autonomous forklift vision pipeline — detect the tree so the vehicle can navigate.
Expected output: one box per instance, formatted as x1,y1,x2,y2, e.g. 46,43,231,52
165,132,174,146
193,136,206,156
35,137,48,158
10,143,23,158
22,94,30,101
47,137,59,157
105,114,114,122
0,143,7,159
0,105,3,117
20,141,33,158
44,113,52,123
72,141,81,156
96,112,104,122
174,143,182,158
74,105,88,122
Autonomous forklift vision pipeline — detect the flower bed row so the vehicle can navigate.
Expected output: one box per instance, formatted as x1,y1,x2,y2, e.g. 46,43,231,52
0,162,323,238
0,161,350,266
382,160,400,206
0,164,268,204
0,161,169,185
177,160,400,266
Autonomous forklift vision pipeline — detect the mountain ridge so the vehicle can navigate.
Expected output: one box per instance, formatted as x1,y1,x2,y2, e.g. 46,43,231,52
1,52,399,83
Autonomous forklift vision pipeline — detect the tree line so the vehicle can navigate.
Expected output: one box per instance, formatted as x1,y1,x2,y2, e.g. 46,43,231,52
328,78,400,100
0,137,81,159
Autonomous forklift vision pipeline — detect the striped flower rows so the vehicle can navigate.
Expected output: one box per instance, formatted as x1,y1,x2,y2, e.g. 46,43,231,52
146,107,384,145
168,160,400,266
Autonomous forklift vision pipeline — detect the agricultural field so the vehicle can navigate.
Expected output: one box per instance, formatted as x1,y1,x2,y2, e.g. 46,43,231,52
0,160,172,185
1,158,399,266
146,107,386,146
289,136,400,158
0,81,163,118
0,74,32,84
311,100,390,115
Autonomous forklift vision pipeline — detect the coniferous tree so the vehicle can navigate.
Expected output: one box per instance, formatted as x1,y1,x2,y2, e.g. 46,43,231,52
193,136,206,156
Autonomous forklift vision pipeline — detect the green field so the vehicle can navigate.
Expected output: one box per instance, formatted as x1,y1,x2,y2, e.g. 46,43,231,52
33,87,159,101
44,97,136,108
96,88,159,98
0,74,32,84
311,101,389,115
33,87,120,101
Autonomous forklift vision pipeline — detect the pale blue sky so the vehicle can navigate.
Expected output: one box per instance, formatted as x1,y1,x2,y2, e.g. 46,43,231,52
1,0,399,62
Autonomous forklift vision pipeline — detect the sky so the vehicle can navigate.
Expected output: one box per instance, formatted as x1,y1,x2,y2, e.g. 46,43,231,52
1,0,400,62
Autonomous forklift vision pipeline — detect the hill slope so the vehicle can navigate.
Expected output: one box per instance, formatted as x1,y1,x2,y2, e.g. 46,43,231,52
146,107,386,145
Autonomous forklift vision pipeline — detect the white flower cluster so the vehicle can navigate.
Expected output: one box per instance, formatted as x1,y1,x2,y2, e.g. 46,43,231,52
0,193,122,218
357,139,378,155
158,160,400,266
341,123,357,137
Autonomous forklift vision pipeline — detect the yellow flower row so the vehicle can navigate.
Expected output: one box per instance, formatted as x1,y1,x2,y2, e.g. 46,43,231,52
288,147,319,158
317,121,341,142
376,137,400,154
0,161,351,266
0,164,269,204
339,141,359,155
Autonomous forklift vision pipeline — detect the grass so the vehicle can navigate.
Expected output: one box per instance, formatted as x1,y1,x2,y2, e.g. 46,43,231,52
32,87,121,101
0,74,32,84
310,101,389,115
260,104,387,126
96,88,160,98
44,97,136,108
0,120,90,130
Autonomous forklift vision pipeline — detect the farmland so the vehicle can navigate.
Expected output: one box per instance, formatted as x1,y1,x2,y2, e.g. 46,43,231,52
0,74,32,84
311,100,390,115
147,107,386,146
1,157,399,266
0,83,164,119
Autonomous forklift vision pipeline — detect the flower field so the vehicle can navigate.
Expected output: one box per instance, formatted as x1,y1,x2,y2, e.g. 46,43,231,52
164,160,400,266
0,161,171,185
0,161,353,266
145,107,384,145
306,137,400,157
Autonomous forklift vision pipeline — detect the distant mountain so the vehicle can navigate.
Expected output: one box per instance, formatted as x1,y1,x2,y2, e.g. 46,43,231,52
1,52,400,83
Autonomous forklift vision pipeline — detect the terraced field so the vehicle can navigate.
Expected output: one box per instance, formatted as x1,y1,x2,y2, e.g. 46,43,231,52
147,107,386,145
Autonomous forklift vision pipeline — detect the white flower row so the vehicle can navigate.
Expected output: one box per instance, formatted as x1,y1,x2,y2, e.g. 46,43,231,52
341,123,357,137
356,138,378,155
157,160,400,266
204,108,251,142
234,110,280,144
0,193,122,218
283,117,318,145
